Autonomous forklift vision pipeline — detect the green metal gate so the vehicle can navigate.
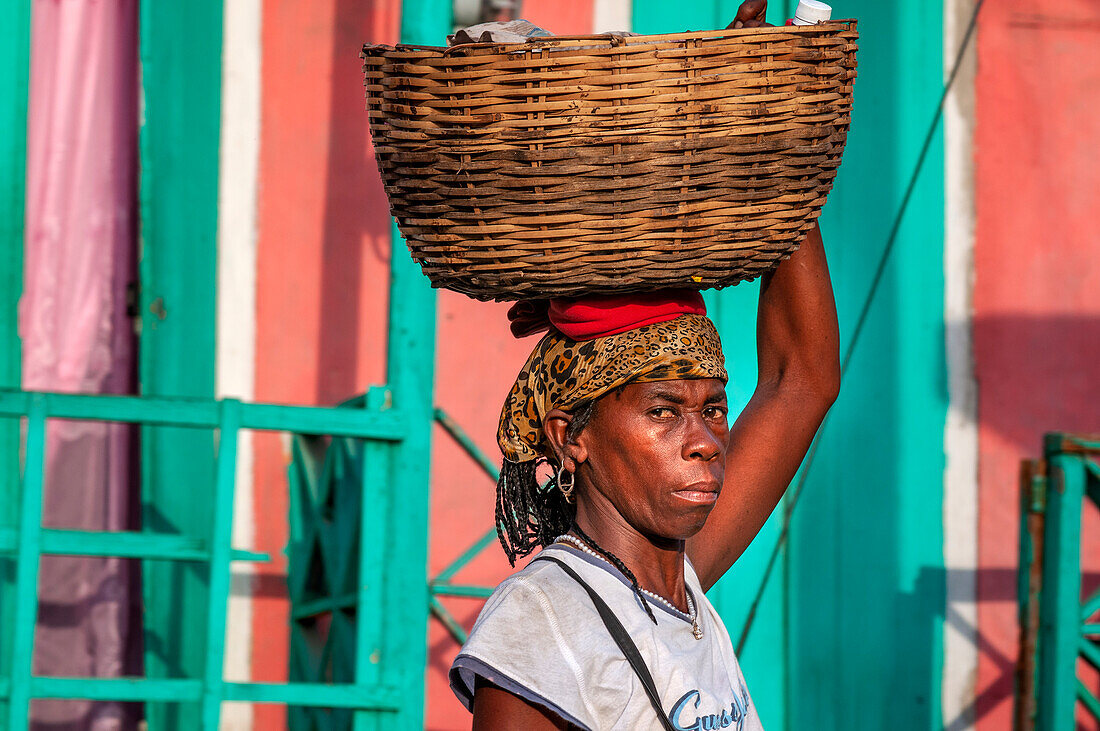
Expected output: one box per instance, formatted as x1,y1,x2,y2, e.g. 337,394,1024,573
1017,433,1100,730
0,389,428,729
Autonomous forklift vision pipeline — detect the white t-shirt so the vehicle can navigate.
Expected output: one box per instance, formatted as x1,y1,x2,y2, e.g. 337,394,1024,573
450,543,764,731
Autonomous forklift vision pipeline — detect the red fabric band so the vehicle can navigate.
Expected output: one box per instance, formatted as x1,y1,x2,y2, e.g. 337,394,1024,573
507,290,707,340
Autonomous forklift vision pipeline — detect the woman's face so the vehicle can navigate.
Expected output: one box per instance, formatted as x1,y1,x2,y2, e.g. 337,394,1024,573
574,377,730,541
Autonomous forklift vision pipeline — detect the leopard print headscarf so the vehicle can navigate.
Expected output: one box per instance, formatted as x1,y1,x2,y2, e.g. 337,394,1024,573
497,314,727,464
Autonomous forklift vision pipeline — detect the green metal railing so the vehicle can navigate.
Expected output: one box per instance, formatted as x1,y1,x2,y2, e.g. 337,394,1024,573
428,409,498,644
0,388,414,729
1016,433,1100,730
287,403,498,665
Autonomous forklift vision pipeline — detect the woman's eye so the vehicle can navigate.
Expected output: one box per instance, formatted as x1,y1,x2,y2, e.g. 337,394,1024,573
650,407,675,418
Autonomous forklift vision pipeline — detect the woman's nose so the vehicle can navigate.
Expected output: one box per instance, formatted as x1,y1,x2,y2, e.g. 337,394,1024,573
683,415,723,462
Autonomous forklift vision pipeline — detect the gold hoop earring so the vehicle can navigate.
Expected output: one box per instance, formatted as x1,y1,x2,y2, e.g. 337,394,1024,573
557,464,575,503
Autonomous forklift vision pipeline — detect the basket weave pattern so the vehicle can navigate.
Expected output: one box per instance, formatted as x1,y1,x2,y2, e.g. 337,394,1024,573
362,23,858,301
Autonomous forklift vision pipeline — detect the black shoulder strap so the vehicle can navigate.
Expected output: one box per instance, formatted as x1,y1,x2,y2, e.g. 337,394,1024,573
536,555,676,731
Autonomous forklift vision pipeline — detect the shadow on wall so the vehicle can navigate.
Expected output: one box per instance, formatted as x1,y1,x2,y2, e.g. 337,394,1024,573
316,0,397,405
955,313,1100,727
942,567,1100,730
966,314,1100,450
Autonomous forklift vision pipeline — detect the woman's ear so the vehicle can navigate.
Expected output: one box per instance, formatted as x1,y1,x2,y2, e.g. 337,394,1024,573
543,409,572,467
544,409,586,471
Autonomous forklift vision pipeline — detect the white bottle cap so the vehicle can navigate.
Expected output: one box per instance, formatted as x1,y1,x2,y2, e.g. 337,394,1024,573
792,0,832,25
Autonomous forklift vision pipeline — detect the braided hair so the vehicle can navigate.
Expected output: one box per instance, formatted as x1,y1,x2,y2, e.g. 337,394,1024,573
494,399,594,564
494,396,660,625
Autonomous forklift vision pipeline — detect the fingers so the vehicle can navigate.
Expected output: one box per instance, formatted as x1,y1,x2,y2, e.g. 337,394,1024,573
727,0,768,29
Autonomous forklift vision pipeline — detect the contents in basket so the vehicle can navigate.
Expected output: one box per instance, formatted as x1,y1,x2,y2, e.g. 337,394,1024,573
447,20,552,45
447,19,638,46
791,0,832,25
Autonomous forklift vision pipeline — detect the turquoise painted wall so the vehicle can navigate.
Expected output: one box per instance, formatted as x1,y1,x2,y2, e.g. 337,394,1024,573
137,1,223,727
632,2,948,729
786,0,946,728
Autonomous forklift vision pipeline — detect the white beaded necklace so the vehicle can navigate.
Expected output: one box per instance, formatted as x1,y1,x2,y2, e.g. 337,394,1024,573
554,533,703,640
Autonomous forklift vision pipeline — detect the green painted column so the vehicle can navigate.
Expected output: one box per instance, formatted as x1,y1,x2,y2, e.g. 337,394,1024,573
786,1,946,729
0,0,30,723
137,1,223,727
387,3,450,727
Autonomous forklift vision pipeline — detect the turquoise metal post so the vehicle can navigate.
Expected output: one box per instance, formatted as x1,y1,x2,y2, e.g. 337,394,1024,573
6,395,47,730
199,400,241,728
0,2,30,722
353,387,394,731
386,1,449,724
1036,443,1084,730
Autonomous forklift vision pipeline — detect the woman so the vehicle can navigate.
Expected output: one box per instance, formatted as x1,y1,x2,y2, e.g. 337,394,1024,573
449,4,840,728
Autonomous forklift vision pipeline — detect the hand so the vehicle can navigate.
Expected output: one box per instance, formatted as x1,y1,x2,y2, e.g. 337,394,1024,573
727,0,771,28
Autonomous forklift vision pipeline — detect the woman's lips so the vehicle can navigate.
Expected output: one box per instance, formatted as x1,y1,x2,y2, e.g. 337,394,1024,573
672,484,720,505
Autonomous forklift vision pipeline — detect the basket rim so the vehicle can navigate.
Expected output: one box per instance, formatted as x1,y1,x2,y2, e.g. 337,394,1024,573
361,19,858,57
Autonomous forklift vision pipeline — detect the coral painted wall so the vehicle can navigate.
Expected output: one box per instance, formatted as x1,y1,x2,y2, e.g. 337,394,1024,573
973,0,1100,727
252,0,399,726
251,1,593,727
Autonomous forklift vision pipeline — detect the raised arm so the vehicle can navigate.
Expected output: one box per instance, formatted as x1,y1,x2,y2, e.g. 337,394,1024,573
687,221,840,590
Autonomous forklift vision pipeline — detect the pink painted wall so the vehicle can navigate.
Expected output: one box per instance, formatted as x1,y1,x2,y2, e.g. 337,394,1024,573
974,0,1100,727
22,0,139,727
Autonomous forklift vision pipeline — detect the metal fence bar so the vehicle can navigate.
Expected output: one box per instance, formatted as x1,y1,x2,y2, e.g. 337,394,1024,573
1082,589,1100,624
242,402,405,440
1078,679,1100,720
200,399,240,728
434,528,498,586
222,681,399,709
429,407,499,646
434,408,500,481
1016,459,1045,731
27,677,203,703
1036,450,1085,730
0,528,267,562
1080,636,1100,668
0,390,406,440
1,676,403,711
430,597,471,646
6,395,47,729
431,584,494,600
354,387,394,731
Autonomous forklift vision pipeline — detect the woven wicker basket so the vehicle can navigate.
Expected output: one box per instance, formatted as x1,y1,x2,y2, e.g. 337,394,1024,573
362,22,858,301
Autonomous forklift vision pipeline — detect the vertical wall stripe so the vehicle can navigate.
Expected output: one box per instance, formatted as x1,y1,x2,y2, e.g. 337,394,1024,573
593,0,631,32
0,1,28,397
0,0,30,705
941,0,979,727
217,0,261,728
138,0,224,727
